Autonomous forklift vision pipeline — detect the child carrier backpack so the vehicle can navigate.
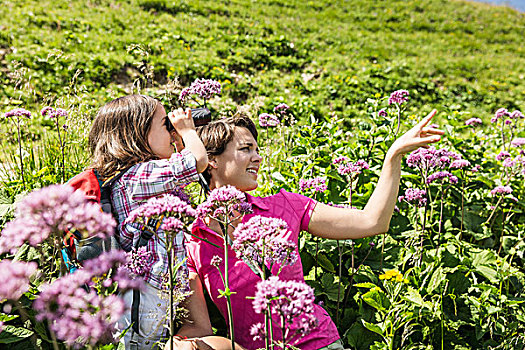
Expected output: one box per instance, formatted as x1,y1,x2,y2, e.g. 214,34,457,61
65,167,158,343
65,168,131,269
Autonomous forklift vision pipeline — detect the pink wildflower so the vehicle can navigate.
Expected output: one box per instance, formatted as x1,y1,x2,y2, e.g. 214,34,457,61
490,185,512,196
0,260,37,301
299,177,327,193
465,117,482,126
259,113,280,127
388,90,410,105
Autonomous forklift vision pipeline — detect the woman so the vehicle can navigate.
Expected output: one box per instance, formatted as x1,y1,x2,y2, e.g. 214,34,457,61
176,110,443,349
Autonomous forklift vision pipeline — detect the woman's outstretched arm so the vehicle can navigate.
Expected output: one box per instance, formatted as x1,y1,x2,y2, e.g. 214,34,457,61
308,109,444,240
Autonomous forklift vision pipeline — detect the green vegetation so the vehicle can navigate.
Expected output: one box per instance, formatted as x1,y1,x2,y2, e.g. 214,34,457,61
0,0,524,349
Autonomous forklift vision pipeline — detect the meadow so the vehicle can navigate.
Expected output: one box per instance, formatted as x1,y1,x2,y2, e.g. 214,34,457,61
0,0,524,349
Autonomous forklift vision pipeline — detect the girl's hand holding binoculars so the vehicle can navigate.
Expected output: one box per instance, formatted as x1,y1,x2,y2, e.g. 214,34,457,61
168,108,196,137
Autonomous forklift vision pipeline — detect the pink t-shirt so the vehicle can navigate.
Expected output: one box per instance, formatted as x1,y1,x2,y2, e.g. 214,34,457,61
186,189,340,349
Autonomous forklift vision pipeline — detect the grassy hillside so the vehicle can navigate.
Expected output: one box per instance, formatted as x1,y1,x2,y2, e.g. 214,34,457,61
1,0,524,120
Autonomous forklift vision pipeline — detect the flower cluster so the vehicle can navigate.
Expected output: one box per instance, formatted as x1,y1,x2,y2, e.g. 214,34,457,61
259,113,280,127
35,271,125,348
0,185,115,254
465,117,482,127
298,177,327,193
406,146,462,175
496,151,510,161
170,185,191,204
252,276,318,341
490,185,513,196
232,216,297,269
3,108,31,119
511,110,524,119
179,78,221,101
398,188,427,207
196,185,252,220
273,103,290,116
0,260,37,301
511,138,525,148
388,90,409,105
379,269,408,283
450,159,471,169
426,171,458,184
126,194,196,225
210,255,223,268
41,106,68,119
333,156,369,176
124,246,154,277
82,250,143,292
491,108,510,123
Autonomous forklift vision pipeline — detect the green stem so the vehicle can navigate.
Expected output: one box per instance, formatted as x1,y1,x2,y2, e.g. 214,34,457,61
15,118,26,189
219,221,235,350
55,117,65,183
168,239,175,350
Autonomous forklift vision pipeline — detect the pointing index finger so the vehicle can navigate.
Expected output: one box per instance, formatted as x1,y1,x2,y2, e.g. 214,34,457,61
418,109,437,128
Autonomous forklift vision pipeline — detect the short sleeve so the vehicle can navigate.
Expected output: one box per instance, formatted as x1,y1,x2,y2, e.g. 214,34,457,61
279,189,317,232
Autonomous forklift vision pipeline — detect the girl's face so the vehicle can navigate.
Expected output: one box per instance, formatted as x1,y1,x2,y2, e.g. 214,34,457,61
148,104,176,159
209,126,262,192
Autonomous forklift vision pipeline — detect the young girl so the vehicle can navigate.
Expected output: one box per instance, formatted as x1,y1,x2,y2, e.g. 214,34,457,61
89,95,229,349
178,111,444,349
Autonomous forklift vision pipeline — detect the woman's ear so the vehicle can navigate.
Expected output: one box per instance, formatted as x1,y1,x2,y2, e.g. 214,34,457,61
209,158,218,169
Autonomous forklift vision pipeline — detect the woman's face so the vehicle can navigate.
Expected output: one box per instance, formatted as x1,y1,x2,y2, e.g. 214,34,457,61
147,104,177,159
209,126,262,192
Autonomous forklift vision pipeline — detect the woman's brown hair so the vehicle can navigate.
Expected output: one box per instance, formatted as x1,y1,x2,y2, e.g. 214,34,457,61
197,115,258,185
88,95,160,179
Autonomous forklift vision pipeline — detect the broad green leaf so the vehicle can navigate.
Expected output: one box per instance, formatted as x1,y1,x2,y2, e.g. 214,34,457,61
316,253,335,273
427,267,446,294
321,273,343,302
402,287,425,307
0,325,34,344
362,289,389,311
361,320,385,337
475,265,498,284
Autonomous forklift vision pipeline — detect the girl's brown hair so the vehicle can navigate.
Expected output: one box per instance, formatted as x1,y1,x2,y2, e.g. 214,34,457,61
88,95,160,179
197,115,258,184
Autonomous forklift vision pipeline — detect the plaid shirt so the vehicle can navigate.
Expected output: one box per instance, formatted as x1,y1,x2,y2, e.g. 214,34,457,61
111,149,199,289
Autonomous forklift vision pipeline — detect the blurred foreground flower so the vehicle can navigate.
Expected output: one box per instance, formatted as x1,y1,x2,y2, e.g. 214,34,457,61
252,276,318,343
232,216,297,273
0,260,37,301
0,185,115,254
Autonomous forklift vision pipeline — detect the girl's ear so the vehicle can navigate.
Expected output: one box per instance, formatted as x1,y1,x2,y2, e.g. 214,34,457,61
209,158,218,169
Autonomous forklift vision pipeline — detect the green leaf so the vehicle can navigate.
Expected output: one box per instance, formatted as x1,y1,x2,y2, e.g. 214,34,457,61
427,267,446,294
320,273,343,302
362,289,389,312
317,253,335,273
361,319,384,337
354,282,378,289
0,325,34,344
402,287,425,307
475,265,498,284
0,314,18,322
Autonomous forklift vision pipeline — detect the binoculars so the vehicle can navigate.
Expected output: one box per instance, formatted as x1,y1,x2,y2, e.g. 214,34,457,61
165,107,212,132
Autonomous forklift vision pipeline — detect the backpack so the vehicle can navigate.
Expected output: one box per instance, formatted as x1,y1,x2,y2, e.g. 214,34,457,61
65,167,156,341
64,168,131,270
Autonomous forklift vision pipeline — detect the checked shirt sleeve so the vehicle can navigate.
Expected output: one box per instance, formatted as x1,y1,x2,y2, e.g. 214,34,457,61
125,149,199,202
